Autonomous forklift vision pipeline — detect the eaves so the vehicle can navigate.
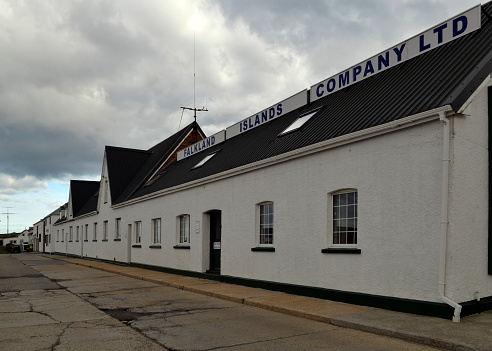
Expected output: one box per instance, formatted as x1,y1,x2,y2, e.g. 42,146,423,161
53,211,98,225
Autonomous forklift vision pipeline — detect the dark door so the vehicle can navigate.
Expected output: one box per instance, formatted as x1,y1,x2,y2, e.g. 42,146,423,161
209,210,221,273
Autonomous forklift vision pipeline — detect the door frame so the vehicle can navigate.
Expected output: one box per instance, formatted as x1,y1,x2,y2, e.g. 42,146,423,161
205,209,221,274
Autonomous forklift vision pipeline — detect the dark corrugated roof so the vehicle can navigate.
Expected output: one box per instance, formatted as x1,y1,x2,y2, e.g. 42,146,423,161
76,192,98,217
71,181,100,217
113,121,202,204
106,147,151,203
126,4,492,201
46,202,67,218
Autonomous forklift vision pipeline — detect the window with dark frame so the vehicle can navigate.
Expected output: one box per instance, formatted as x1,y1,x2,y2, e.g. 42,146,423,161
153,218,161,244
259,202,274,245
135,221,142,244
115,218,121,239
333,191,358,245
179,215,190,244
103,220,108,240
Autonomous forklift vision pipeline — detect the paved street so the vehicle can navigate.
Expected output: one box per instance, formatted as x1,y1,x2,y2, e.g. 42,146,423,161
0,254,165,351
1,254,440,350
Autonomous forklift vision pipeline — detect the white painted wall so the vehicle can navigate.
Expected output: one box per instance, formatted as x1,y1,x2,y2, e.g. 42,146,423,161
33,220,44,252
51,84,492,304
53,118,447,302
447,79,492,303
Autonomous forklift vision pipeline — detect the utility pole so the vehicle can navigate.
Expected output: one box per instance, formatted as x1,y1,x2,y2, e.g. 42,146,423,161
1,207,17,234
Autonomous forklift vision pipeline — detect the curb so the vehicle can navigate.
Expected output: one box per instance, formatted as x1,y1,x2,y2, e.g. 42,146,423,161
330,318,474,351
40,254,475,351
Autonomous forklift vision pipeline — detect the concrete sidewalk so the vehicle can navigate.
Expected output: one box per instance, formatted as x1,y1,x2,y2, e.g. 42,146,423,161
43,254,492,351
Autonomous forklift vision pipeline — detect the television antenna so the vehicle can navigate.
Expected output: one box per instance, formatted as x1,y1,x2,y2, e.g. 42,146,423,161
179,30,208,130
1,207,18,234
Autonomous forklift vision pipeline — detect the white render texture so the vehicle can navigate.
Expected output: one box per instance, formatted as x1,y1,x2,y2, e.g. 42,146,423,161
54,118,446,303
446,79,492,303
51,81,492,305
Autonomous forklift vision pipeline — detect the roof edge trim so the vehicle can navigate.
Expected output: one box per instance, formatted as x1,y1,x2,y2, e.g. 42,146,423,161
54,211,98,224
457,71,492,114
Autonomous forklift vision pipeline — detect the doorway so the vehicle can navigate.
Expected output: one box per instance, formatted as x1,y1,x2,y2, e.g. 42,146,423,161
208,210,221,273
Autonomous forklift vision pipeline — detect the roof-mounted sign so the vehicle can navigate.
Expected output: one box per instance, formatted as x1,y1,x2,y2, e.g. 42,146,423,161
310,5,481,102
226,89,308,139
177,130,226,161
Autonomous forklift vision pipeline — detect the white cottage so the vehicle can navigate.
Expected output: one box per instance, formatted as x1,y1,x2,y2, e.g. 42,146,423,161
47,4,492,321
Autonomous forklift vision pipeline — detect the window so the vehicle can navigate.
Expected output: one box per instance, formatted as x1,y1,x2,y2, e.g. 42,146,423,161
135,221,142,243
104,179,109,203
192,152,217,169
115,218,121,239
61,229,64,242
179,215,190,244
103,221,108,240
57,230,59,242
332,191,358,245
258,202,274,245
152,218,161,244
69,227,73,241
84,224,88,241
279,109,319,135
76,226,79,241
93,223,97,241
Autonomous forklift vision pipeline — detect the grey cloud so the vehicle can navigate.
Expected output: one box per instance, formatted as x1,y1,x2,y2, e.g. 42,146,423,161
0,0,479,188
0,122,102,179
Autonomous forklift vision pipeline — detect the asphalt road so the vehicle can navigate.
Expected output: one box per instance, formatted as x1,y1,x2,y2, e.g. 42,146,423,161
1,254,440,351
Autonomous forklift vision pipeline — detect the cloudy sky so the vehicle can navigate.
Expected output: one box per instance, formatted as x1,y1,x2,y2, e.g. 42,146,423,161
0,0,480,233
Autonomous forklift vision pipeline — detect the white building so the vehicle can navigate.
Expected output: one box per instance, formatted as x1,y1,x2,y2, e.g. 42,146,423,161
34,204,67,253
44,4,492,321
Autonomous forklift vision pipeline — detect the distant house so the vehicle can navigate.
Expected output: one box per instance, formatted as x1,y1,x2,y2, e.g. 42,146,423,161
17,228,33,246
0,228,32,247
40,3,492,321
0,233,20,246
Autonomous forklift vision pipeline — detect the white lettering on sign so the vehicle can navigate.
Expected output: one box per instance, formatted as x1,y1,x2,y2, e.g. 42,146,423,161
213,242,221,250
310,5,481,102
226,90,308,139
177,130,226,161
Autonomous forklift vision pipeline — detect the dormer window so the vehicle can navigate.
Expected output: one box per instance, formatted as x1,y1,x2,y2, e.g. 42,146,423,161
279,109,320,136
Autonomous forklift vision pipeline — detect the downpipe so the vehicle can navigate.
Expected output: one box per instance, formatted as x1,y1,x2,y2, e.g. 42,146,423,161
438,110,462,322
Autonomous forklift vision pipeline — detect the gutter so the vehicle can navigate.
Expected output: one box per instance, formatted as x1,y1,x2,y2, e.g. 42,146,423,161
438,109,462,322
114,105,454,209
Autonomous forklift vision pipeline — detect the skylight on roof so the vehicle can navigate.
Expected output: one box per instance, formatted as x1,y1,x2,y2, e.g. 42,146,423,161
279,109,319,136
144,171,167,187
192,152,217,169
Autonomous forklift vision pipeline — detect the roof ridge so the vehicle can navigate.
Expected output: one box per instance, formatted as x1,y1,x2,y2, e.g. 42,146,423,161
105,145,150,154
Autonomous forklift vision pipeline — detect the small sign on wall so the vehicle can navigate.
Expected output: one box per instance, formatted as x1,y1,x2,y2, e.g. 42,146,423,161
195,221,200,234
213,242,221,250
